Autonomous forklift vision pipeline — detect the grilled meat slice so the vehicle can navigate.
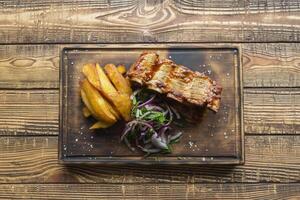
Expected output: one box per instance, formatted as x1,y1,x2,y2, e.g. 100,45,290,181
128,52,222,112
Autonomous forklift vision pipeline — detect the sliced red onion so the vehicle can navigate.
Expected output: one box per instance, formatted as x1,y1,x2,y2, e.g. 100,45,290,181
169,131,183,142
138,145,161,153
151,133,168,149
121,121,139,141
163,108,169,116
161,132,167,144
145,105,164,112
123,89,184,154
139,132,147,140
170,105,181,119
131,89,142,100
140,125,148,132
167,134,171,143
135,120,156,131
137,95,156,108
158,126,170,136
124,137,135,151
164,105,173,126
120,126,131,141
126,120,138,128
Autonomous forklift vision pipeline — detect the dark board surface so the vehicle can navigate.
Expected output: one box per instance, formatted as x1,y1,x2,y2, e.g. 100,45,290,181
59,45,243,164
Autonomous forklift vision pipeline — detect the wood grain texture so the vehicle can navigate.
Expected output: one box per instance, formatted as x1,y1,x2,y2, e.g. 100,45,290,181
0,136,298,183
243,43,300,87
0,0,300,43
0,90,58,135
0,45,59,89
0,0,299,197
244,88,300,134
1,88,298,136
1,43,300,89
0,183,298,199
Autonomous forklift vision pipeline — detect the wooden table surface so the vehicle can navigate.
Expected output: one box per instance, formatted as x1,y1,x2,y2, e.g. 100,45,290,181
0,0,299,199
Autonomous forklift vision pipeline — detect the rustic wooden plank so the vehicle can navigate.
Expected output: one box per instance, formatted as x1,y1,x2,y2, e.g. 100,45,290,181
0,45,59,89
244,88,300,134
0,90,58,135
0,183,299,199
1,43,300,89
1,87,298,136
243,43,300,87
0,0,300,43
0,136,298,183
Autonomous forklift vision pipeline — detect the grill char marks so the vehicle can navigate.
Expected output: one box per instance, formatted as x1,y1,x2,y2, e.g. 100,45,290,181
128,52,222,112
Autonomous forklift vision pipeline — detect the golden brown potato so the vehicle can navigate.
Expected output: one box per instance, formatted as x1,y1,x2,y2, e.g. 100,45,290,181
82,64,101,91
107,93,132,121
96,64,131,121
90,120,114,129
81,89,96,117
81,89,119,120
82,107,91,118
104,64,132,96
117,65,126,75
81,79,117,123
81,89,101,121
95,64,121,119
95,63,118,99
82,64,120,119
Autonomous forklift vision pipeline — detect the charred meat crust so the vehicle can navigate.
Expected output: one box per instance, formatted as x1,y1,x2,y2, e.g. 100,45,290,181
128,52,222,112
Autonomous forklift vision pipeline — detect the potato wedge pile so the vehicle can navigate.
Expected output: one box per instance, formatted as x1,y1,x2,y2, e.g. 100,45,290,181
81,63,132,129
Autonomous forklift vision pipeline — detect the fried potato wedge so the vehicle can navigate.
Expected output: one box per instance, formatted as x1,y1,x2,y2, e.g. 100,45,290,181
109,93,132,121
95,63,118,98
81,79,117,123
81,89,101,121
95,63,121,119
80,89,95,116
104,64,132,96
82,107,92,118
96,64,131,121
117,65,126,75
81,89,119,120
82,64,120,119
82,63,101,91
90,120,114,129
107,104,120,120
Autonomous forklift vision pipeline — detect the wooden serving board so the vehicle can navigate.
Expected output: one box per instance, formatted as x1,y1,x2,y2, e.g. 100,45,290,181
59,44,244,164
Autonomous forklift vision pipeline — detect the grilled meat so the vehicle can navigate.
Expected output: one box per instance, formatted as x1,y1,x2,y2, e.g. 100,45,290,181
128,52,222,112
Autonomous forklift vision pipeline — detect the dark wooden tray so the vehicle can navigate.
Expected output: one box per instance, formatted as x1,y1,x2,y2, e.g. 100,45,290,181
59,44,244,164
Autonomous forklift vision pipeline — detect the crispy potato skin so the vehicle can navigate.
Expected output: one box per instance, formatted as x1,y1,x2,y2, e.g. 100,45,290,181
82,107,92,118
95,63,118,99
81,79,117,123
96,63,131,121
104,64,132,96
117,65,127,75
81,63,133,123
90,121,114,129
80,89,98,119
82,64,101,91
82,64,120,119
107,93,132,121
